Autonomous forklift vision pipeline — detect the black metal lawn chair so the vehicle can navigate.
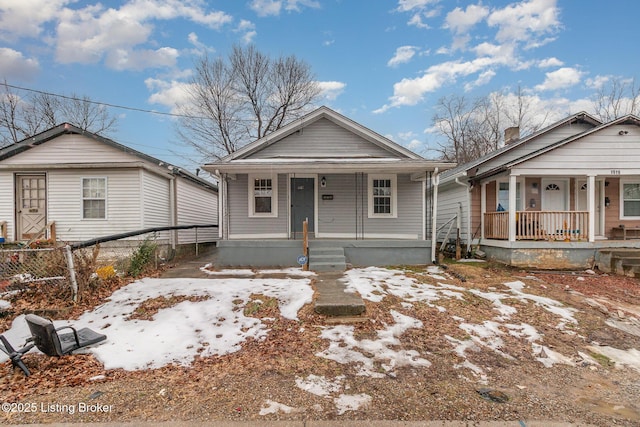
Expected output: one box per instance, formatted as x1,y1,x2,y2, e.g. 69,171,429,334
25,314,107,357
0,334,35,376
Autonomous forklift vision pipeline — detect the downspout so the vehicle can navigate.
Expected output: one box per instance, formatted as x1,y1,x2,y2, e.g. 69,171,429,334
169,175,177,252
454,174,472,257
430,168,439,264
214,170,226,240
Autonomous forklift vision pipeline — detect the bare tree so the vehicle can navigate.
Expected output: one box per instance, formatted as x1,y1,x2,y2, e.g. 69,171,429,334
430,87,546,163
176,44,321,161
0,82,118,148
592,77,640,122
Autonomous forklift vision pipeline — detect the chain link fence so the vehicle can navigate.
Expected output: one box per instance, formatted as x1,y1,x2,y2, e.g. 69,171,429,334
0,225,217,302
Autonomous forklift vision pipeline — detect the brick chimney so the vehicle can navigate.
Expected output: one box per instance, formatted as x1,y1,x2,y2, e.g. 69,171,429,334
504,126,520,145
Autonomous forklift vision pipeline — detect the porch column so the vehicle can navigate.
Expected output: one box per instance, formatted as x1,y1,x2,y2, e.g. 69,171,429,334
587,175,595,242
480,182,486,240
508,175,517,242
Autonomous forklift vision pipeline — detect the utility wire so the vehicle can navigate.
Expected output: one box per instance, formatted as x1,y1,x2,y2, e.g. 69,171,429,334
2,82,211,120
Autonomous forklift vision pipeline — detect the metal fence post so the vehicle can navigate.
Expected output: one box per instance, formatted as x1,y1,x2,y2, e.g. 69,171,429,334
195,227,199,256
64,245,79,302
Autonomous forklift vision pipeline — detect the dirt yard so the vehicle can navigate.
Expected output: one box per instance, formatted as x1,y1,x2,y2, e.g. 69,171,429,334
1,260,639,426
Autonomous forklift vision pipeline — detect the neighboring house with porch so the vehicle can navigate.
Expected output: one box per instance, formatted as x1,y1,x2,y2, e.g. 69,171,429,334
204,106,453,269
434,112,640,269
0,123,218,249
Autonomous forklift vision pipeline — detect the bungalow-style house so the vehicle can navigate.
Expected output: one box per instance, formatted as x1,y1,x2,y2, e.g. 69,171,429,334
203,106,453,269
435,112,640,269
0,123,218,250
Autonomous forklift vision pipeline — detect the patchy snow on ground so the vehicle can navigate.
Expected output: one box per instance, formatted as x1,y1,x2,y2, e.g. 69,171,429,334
0,299,10,310
587,345,640,373
259,399,297,415
295,374,345,397
1,272,314,371
316,310,431,378
334,393,372,415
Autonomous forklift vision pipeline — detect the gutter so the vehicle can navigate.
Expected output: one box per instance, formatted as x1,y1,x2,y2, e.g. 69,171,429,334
454,174,472,257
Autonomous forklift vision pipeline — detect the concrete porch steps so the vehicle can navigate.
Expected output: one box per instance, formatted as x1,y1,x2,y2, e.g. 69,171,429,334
309,247,347,272
595,249,640,278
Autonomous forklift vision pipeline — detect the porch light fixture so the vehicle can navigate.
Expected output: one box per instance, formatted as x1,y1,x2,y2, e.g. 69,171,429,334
320,176,327,188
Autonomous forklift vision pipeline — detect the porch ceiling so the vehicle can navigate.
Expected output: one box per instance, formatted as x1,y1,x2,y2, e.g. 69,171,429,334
203,158,454,175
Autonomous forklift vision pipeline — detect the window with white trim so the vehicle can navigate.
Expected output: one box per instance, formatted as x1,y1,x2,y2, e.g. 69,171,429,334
368,174,397,218
621,182,640,218
82,177,106,219
249,174,278,217
496,180,522,211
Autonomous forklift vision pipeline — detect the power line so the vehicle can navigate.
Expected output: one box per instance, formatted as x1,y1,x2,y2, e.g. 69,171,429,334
2,82,210,120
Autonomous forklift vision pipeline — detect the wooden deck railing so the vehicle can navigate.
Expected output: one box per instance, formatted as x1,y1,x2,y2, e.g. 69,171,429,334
484,211,589,241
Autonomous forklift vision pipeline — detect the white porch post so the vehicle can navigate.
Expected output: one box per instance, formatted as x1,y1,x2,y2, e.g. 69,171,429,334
480,182,486,240
587,175,596,242
508,175,517,242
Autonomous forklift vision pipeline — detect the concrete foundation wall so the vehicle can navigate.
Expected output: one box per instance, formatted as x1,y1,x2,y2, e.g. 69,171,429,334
216,240,432,268
480,239,640,269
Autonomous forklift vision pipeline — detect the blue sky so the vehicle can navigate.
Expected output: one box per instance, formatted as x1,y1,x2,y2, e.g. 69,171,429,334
1,0,639,172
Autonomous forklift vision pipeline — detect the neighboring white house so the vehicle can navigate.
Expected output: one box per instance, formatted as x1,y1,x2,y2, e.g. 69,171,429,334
203,106,453,269
0,123,218,247
434,112,640,269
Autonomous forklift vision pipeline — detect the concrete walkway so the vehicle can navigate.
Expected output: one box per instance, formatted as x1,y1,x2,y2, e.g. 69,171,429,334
313,271,365,317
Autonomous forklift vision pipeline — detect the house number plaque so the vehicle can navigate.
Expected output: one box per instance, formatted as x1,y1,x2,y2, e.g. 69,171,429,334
322,195,334,200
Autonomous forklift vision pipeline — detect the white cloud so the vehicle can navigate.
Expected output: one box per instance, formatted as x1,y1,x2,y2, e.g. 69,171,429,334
250,0,319,17
375,56,504,113
585,75,610,90
464,69,496,91
146,78,193,113
396,0,440,13
0,0,69,41
0,48,40,80
235,20,257,44
54,0,231,70
538,57,563,68
535,67,583,91
105,47,180,71
487,0,560,44
445,4,489,34
318,81,346,101
387,46,418,68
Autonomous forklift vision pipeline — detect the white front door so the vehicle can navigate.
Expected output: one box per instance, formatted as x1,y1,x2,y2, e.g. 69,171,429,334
16,174,47,240
577,180,604,237
542,179,568,211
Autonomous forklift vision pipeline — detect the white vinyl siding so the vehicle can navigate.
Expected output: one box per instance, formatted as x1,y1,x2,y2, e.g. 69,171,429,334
621,181,640,219
176,178,218,244
229,174,288,238
434,182,468,242
47,169,142,241
251,118,399,159
513,125,640,173
0,173,14,240
141,171,171,240
2,134,143,165
82,177,107,219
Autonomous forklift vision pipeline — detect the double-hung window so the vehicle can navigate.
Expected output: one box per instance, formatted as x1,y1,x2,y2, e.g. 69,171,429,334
249,174,278,217
82,177,106,219
368,174,397,218
496,180,522,211
621,181,640,219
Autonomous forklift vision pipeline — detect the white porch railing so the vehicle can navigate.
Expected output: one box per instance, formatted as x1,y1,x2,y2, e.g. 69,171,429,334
484,211,589,241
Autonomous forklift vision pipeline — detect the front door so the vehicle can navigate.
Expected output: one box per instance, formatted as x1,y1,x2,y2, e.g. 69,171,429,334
290,177,315,239
542,179,567,211
16,174,47,240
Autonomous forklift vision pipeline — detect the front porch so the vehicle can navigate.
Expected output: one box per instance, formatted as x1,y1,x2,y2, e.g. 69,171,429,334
215,239,433,268
484,211,589,241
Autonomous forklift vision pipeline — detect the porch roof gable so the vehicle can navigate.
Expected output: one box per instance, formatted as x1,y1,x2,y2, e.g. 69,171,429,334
211,106,426,163
439,111,601,184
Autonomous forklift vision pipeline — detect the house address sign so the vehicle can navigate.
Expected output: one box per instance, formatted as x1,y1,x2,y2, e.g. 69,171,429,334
322,194,334,200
